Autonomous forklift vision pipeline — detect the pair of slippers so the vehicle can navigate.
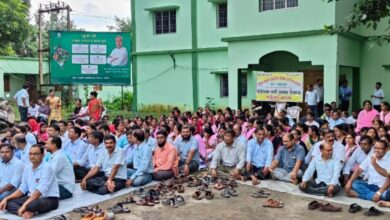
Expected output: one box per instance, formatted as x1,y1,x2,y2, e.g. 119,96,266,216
262,199,284,208
221,189,238,198
308,201,342,212
192,190,214,200
108,203,130,214
162,195,186,208
251,189,271,198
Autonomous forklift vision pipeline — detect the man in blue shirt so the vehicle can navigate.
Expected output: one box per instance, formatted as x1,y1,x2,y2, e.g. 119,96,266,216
0,145,24,201
174,125,199,176
0,144,59,219
328,111,344,130
126,129,153,187
300,143,341,197
74,131,105,181
45,136,75,200
13,134,31,164
81,135,127,195
63,127,87,164
244,127,274,185
269,133,305,184
339,79,352,112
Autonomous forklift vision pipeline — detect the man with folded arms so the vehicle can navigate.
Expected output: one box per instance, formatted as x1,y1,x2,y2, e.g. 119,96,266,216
345,140,390,202
81,135,127,195
300,143,341,197
0,145,24,201
269,133,305,184
153,130,179,181
210,129,245,179
0,144,59,219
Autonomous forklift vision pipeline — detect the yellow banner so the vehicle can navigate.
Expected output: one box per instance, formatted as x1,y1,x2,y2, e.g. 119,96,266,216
256,72,303,102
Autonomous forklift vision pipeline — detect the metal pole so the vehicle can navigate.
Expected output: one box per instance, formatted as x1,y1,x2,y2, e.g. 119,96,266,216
38,9,43,85
121,85,124,110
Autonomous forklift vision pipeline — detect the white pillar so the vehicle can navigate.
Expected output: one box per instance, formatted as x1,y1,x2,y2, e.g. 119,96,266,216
323,65,339,104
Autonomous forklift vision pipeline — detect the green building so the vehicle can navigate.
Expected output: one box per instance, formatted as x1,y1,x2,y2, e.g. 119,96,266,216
132,0,390,111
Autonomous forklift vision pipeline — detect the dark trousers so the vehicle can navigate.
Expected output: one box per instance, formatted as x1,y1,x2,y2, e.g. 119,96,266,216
340,100,350,112
179,159,199,174
18,106,28,122
374,105,381,112
308,105,319,119
153,170,174,181
86,172,126,195
317,101,324,117
6,196,59,215
74,166,90,181
242,166,270,180
299,180,340,196
59,185,72,200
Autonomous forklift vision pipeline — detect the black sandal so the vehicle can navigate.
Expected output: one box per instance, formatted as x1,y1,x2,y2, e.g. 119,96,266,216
364,207,384,216
348,203,362,213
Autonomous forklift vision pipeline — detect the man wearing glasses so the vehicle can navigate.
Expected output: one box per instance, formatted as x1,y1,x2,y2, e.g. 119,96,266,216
0,144,59,219
342,135,374,185
345,140,390,202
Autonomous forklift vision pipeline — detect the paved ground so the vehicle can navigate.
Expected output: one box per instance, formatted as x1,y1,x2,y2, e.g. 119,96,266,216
64,183,390,220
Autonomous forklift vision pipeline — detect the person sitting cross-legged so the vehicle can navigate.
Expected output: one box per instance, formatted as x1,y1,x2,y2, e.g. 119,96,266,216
153,130,179,181
73,131,106,181
345,140,390,202
269,133,305,185
174,125,200,176
243,127,274,185
0,144,59,219
45,136,75,200
0,145,24,201
126,129,153,187
299,143,341,197
209,129,246,179
81,135,127,195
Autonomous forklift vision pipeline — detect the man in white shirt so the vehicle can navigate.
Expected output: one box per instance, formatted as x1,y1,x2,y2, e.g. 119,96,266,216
13,85,29,122
345,140,390,202
371,82,385,112
314,79,324,116
305,84,320,119
45,136,75,200
27,101,39,118
107,36,128,66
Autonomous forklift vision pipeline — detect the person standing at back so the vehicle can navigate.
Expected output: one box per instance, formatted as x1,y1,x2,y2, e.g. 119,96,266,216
13,85,29,122
371,82,385,112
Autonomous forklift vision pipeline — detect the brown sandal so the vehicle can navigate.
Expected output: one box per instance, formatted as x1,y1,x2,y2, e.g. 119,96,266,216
192,191,203,200
262,199,284,208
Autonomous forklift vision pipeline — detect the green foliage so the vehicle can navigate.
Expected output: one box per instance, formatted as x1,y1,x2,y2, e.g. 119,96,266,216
205,97,216,110
107,16,131,32
0,0,32,56
104,92,133,111
325,0,390,44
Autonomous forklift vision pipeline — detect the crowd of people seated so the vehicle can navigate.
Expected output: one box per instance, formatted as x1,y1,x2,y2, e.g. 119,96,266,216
1,90,390,218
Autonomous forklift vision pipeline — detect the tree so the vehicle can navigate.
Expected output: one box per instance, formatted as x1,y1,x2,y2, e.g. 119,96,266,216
325,0,390,44
107,16,131,32
0,0,32,56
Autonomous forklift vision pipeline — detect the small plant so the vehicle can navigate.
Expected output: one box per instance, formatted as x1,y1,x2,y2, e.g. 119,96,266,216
205,97,216,110
104,92,133,111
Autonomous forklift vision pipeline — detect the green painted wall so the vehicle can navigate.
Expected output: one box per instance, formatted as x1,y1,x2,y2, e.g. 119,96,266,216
228,0,335,37
360,42,390,105
136,53,194,110
135,0,192,52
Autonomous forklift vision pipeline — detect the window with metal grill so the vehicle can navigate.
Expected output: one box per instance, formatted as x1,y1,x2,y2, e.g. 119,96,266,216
155,10,176,34
217,3,228,28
